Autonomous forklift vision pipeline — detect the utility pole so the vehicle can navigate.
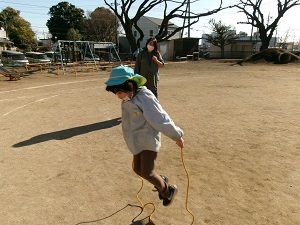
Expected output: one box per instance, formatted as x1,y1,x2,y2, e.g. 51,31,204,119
266,12,272,27
182,0,191,38
188,0,190,38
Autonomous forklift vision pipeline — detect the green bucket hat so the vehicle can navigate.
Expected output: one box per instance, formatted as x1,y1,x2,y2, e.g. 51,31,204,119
105,66,147,87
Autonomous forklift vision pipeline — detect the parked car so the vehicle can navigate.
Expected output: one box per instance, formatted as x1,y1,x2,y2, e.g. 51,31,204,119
45,51,71,63
1,50,29,66
96,51,117,62
83,53,100,61
25,52,50,64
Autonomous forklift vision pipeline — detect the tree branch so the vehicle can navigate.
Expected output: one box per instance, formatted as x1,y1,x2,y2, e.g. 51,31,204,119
104,0,233,51
235,0,300,50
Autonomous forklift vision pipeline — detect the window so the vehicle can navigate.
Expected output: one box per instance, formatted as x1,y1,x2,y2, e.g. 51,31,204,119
150,30,153,37
134,31,137,37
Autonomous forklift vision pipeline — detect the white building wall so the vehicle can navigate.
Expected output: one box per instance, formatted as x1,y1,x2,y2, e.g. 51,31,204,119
0,29,8,53
0,29,7,38
170,31,181,40
133,17,158,48
133,17,181,48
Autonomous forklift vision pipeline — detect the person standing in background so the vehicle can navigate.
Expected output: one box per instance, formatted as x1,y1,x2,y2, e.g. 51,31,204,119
134,38,164,98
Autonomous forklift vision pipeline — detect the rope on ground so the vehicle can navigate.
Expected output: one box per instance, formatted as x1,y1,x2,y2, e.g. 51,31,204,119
181,147,195,224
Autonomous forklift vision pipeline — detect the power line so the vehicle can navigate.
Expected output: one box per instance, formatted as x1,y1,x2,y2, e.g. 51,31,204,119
0,1,49,8
0,1,102,9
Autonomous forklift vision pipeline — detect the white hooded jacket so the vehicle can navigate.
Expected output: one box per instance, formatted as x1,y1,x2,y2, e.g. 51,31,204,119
121,86,183,155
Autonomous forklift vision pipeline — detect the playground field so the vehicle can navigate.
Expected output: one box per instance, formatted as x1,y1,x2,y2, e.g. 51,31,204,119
1,60,300,225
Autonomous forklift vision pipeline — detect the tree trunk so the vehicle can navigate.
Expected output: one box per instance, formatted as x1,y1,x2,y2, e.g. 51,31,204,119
122,20,137,53
259,28,273,51
260,39,270,51
126,33,138,53
220,45,225,59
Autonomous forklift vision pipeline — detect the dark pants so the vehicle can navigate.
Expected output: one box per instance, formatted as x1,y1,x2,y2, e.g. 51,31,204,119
152,89,158,99
133,150,168,198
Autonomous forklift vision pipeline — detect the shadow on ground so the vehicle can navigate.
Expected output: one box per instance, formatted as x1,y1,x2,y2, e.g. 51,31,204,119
12,117,121,148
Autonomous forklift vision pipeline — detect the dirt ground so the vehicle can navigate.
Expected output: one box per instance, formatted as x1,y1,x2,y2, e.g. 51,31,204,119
1,60,300,225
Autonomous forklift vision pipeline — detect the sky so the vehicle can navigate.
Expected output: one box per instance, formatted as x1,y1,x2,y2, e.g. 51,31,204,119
0,0,300,42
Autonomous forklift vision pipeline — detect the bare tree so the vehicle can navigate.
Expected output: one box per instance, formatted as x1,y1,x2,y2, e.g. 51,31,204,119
235,0,300,50
104,0,229,52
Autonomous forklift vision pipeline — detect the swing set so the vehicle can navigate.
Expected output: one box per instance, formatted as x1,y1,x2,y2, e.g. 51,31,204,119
48,40,124,75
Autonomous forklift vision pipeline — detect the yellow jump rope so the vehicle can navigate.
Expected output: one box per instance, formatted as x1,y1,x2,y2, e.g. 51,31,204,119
135,148,195,224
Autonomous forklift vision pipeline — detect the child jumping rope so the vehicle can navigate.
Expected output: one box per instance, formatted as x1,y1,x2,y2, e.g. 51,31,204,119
105,66,184,206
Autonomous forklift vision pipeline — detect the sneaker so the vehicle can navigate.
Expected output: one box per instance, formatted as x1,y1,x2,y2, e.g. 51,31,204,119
163,185,178,206
153,175,169,200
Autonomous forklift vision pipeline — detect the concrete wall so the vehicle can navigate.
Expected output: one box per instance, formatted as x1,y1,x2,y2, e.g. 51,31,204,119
209,42,255,59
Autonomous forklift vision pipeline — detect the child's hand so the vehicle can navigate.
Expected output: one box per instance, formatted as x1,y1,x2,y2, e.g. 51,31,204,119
176,138,184,149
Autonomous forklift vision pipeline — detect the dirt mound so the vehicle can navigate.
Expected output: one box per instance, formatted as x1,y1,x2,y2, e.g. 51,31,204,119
238,48,300,65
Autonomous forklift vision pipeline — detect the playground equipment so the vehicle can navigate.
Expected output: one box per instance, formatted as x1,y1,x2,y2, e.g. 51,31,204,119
48,41,121,75
0,66,21,80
